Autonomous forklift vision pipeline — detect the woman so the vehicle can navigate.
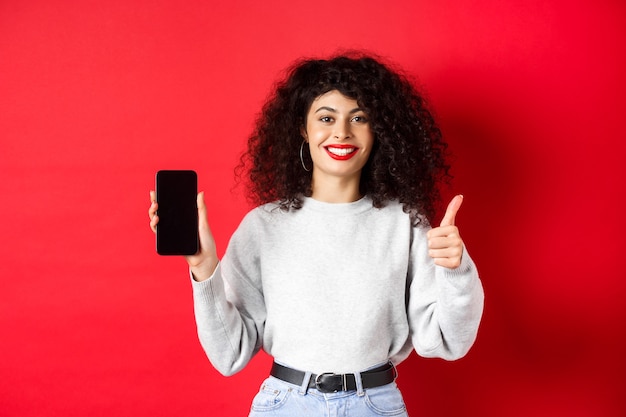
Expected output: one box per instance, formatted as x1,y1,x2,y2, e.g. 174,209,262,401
149,52,484,416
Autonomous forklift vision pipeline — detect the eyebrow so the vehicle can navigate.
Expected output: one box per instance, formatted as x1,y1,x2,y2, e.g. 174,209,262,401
314,106,364,114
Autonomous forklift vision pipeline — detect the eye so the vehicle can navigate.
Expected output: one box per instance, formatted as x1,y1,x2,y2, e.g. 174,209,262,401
319,116,333,123
351,115,368,123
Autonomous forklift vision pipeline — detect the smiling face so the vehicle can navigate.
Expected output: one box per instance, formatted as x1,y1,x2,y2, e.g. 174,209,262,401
302,90,374,200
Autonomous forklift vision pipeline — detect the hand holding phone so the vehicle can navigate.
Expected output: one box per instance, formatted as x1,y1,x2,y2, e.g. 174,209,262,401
149,171,218,280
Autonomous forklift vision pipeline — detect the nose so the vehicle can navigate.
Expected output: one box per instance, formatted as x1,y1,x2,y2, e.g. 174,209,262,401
333,119,352,140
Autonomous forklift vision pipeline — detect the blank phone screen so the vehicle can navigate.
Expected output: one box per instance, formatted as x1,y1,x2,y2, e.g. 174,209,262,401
155,170,198,255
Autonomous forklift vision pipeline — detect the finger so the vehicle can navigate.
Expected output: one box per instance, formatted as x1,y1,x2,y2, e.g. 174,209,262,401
148,200,158,217
197,191,207,229
150,214,158,233
429,246,463,260
440,194,463,227
433,257,462,269
427,225,458,240
428,233,462,250
148,191,159,233
148,191,157,216
196,191,215,250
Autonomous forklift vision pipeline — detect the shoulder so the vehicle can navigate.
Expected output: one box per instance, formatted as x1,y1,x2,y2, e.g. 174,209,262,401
237,201,289,230
372,199,433,237
249,201,288,219
371,199,413,221
226,202,286,254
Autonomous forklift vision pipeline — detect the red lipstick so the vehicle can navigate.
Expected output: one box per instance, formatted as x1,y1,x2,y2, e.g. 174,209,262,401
325,145,358,160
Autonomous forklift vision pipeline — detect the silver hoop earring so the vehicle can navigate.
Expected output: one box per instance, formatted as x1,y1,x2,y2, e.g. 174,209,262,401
299,141,311,172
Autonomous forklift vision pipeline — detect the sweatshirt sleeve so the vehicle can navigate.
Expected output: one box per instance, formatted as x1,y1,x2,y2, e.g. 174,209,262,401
190,213,266,376
407,225,484,360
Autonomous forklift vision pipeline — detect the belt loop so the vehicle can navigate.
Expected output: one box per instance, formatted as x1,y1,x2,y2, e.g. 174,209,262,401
390,360,398,382
298,371,312,395
354,370,365,397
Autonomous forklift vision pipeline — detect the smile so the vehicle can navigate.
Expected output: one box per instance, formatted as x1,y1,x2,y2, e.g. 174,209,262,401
325,145,358,160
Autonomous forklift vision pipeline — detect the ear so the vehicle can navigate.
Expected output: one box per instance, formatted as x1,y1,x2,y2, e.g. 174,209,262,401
300,126,308,141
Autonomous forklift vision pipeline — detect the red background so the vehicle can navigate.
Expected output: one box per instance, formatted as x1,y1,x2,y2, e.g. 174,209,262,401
1,1,625,416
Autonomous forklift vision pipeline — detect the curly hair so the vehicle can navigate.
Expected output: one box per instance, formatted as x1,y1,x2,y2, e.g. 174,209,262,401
236,51,450,225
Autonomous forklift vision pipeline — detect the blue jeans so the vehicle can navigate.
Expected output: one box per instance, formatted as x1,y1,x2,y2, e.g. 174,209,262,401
248,367,409,417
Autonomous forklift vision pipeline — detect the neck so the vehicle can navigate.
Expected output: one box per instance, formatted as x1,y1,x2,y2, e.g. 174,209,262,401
310,175,362,203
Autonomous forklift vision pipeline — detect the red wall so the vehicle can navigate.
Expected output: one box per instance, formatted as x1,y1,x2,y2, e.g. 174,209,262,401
1,1,624,416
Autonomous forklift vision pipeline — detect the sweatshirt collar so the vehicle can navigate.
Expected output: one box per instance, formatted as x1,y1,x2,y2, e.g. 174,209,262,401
301,195,373,215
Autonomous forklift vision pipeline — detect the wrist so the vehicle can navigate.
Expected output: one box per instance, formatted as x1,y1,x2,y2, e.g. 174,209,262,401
189,258,218,282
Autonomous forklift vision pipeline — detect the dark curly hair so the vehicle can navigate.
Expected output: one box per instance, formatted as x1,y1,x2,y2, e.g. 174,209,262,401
236,51,450,225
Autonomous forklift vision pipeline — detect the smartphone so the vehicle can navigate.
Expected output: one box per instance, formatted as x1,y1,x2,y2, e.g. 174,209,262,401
155,170,199,255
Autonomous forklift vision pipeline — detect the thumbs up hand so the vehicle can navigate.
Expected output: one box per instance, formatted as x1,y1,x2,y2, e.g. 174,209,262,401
427,195,465,269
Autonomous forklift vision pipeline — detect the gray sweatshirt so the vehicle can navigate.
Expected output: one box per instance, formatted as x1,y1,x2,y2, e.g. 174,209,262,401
191,196,484,376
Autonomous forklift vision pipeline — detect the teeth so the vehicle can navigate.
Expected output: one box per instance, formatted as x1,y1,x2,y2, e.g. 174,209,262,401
327,147,355,156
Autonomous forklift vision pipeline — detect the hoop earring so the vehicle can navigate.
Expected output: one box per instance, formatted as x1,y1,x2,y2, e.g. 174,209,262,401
299,141,311,172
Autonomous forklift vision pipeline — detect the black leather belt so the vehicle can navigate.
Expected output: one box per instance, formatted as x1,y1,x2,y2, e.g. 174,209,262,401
270,361,396,393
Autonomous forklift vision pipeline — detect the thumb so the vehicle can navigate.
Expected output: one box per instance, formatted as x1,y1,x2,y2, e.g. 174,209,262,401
197,191,214,238
440,195,463,227
197,191,208,226
197,191,205,211
196,191,216,250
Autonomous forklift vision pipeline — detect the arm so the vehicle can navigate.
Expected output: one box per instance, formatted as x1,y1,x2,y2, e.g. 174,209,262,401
188,203,266,376
149,191,263,375
191,258,265,376
407,196,484,360
407,242,484,360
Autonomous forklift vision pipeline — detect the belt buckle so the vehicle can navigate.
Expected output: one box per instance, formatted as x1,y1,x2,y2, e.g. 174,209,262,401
314,372,346,393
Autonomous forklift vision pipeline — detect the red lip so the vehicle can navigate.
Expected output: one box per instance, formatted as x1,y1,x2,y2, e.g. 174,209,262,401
324,145,359,161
